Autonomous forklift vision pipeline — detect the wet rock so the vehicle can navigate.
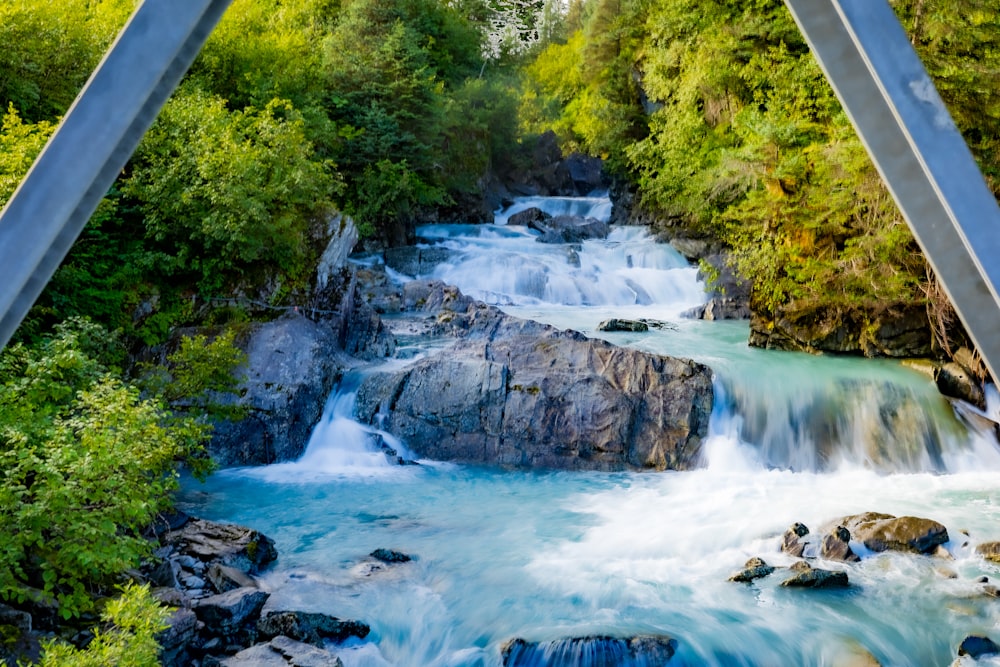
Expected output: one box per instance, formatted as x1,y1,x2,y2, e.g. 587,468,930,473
148,557,179,588
748,302,932,358
165,519,278,573
207,563,258,594
193,588,269,636
533,215,609,244
257,611,370,646
936,362,986,410
356,296,712,472
597,318,649,333
821,526,860,563
370,549,412,564
508,207,551,228
839,513,948,554
958,635,1000,659
728,557,775,583
681,253,751,321
780,563,849,589
384,246,452,278
216,635,343,666
207,313,345,466
831,643,882,667
158,608,199,666
781,523,811,558
501,635,677,666
975,541,1000,562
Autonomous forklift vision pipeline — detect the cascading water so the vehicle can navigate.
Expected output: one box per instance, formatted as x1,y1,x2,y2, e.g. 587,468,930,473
180,194,1000,667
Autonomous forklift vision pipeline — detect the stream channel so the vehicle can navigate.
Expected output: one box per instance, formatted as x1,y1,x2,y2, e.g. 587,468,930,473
179,194,1000,666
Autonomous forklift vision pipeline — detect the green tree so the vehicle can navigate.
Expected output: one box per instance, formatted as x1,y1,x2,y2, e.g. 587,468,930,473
0,320,211,618
125,88,339,297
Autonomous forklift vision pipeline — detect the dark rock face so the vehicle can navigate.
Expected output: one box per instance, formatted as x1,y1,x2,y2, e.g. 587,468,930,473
256,611,370,646
681,253,751,321
748,303,932,358
837,513,948,554
356,293,713,471
383,246,452,278
193,588,270,636
780,562,849,589
533,215,609,244
501,635,677,667
728,557,775,583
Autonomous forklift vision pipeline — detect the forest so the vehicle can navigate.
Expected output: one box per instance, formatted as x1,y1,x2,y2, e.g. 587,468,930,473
1,0,999,663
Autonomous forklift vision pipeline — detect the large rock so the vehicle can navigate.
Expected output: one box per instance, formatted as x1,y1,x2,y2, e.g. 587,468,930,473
728,557,775,583
355,291,712,471
935,361,986,410
164,519,278,573
501,635,677,666
207,313,345,466
383,246,452,278
217,636,343,667
681,253,751,321
508,207,551,227
837,513,948,554
193,587,269,636
256,611,369,646
749,302,932,358
533,215,609,244
158,608,199,667
780,562,850,589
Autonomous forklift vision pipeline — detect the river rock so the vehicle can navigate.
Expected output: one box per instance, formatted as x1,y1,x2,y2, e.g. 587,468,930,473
370,548,412,564
958,635,1000,659
207,563,258,594
597,318,649,332
974,541,1000,562
383,246,452,278
837,513,948,554
508,207,551,227
256,611,370,646
215,635,343,666
780,562,849,588
158,608,199,666
821,525,860,563
533,215,610,244
681,253,751,321
728,557,775,583
193,588,270,636
207,313,344,466
355,296,712,471
935,361,986,410
501,635,677,666
781,523,811,557
164,519,278,573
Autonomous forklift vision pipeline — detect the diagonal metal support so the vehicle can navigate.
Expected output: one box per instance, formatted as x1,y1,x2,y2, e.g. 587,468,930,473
0,0,232,350
784,0,1000,381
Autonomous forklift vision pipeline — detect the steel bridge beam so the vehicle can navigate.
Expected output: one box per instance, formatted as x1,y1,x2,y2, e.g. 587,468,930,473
784,0,1000,381
0,0,232,350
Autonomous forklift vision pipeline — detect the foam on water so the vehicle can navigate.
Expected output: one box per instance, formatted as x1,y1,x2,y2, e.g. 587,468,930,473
181,195,1000,666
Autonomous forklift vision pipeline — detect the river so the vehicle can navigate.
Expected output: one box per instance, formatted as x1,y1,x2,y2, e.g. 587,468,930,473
178,195,1000,666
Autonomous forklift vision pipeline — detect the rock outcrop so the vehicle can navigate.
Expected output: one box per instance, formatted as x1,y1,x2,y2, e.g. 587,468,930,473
356,284,713,471
836,512,948,555
532,215,609,244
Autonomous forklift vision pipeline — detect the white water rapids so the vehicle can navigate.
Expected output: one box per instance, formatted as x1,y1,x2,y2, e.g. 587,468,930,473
179,195,1000,666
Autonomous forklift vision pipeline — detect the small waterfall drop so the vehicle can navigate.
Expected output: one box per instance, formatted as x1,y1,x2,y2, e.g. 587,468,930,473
493,194,613,225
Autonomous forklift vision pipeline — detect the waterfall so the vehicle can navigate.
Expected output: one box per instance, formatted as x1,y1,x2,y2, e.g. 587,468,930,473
493,194,614,225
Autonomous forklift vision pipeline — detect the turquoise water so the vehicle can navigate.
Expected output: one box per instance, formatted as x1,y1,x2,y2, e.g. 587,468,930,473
179,197,1000,666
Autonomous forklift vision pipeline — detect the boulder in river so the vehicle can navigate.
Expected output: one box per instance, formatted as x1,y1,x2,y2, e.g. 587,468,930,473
957,635,1000,659
355,292,713,472
728,557,775,583
837,512,948,554
597,318,649,332
781,523,811,558
779,562,849,589
820,525,860,563
214,635,343,666
508,206,551,227
533,215,610,244
974,541,1000,562
256,610,369,646
501,635,677,666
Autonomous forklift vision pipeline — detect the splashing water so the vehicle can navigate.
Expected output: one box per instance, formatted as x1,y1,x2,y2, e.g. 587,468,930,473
181,195,1000,667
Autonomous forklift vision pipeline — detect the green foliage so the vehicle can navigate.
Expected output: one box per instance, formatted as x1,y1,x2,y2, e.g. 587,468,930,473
0,322,209,618
0,0,132,123
0,104,54,204
35,583,169,667
139,330,248,422
125,89,339,296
